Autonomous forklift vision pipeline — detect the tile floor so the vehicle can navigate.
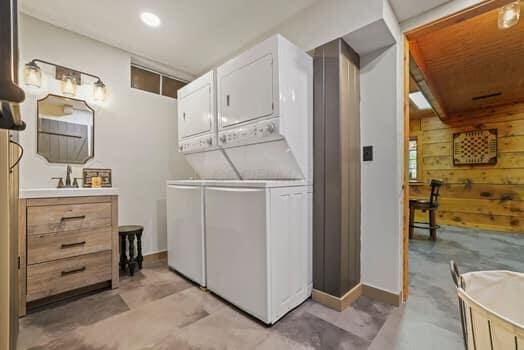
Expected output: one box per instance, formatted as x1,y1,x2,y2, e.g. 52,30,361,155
18,226,524,350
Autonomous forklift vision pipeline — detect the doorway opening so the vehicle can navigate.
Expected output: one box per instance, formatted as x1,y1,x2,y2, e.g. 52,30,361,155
402,0,524,340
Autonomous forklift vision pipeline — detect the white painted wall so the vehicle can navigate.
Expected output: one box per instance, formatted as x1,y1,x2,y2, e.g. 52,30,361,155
254,0,405,294
360,0,403,294
18,15,196,255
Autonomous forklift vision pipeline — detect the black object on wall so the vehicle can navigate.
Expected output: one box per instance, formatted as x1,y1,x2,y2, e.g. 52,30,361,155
363,146,373,162
0,0,26,131
313,39,361,298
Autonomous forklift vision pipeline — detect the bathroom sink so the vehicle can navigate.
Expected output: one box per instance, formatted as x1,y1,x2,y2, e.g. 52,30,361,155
20,187,119,199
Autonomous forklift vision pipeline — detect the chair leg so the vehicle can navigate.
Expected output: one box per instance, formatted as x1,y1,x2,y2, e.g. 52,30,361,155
409,206,415,239
127,233,137,276
119,235,127,272
429,210,437,241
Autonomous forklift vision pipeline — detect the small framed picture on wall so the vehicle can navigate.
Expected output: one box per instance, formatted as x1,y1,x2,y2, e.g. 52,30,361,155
82,168,112,188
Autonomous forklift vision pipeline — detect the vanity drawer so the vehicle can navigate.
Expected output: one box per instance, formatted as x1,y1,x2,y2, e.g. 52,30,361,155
27,228,112,265
27,202,112,235
27,251,112,302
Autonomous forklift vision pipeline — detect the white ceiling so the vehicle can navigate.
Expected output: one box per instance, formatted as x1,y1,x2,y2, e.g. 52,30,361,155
20,0,319,75
21,0,454,76
389,0,453,22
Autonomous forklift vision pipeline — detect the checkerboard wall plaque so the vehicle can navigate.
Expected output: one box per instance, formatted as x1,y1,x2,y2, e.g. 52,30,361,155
453,129,497,165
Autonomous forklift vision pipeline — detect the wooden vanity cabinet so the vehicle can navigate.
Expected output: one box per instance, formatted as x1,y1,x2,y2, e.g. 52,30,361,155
18,195,119,316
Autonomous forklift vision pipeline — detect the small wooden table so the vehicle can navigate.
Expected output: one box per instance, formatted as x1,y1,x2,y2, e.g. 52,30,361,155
118,225,144,276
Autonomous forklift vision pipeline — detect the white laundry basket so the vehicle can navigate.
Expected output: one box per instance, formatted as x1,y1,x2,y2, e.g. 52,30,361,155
450,261,524,350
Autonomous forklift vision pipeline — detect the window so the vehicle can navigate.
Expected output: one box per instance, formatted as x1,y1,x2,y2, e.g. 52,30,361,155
162,76,186,99
130,65,187,99
408,138,418,181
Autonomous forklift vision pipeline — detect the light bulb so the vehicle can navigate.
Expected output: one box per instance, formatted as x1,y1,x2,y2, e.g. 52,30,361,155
23,62,42,87
61,74,77,96
93,80,107,101
498,1,521,29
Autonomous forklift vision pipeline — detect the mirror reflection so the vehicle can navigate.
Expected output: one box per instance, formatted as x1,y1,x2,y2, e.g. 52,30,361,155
37,94,94,164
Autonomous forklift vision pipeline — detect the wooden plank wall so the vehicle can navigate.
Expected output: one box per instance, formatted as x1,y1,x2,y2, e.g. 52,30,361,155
409,103,524,233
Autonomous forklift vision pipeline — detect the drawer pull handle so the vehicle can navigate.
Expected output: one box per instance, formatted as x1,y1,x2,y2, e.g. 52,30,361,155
61,266,86,276
60,241,86,249
60,215,86,221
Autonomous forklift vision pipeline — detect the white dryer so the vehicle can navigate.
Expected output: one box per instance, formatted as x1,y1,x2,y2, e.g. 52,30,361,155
177,70,239,179
204,180,313,324
166,180,206,286
216,35,313,182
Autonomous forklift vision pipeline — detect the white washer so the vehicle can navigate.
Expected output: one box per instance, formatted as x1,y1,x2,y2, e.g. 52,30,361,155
166,180,206,286
204,180,313,324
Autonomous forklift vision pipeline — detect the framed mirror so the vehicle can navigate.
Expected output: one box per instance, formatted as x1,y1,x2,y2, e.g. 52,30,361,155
37,94,94,164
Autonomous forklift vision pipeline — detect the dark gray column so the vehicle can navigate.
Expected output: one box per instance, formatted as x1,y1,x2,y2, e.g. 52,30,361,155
313,39,361,298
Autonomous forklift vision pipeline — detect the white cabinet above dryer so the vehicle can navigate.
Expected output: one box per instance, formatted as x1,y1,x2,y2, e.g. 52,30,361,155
178,70,215,141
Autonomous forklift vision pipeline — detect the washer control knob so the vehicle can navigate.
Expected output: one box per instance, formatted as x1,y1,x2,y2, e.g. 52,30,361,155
179,145,183,151
219,135,226,143
207,137,213,145
266,123,276,134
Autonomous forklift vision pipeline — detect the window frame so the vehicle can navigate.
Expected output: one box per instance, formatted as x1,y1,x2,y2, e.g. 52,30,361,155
408,136,421,182
130,64,188,99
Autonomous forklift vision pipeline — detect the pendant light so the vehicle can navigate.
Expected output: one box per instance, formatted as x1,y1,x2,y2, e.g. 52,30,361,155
498,1,521,29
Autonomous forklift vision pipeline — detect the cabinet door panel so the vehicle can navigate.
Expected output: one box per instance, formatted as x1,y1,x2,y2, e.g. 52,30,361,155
220,54,273,128
166,185,205,286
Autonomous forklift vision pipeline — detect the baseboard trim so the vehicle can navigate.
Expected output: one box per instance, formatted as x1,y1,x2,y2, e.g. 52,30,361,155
312,283,402,311
311,283,362,311
362,284,402,306
143,250,167,264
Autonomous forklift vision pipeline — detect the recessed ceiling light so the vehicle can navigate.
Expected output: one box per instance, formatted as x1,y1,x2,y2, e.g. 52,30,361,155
498,1,520,29
140,12,161,27
409,92,432,110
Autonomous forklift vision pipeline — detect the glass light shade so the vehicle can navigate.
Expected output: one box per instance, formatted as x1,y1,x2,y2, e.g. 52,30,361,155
24,62,42,87
93,80,107,101
61,74,77,96
498,1,521,29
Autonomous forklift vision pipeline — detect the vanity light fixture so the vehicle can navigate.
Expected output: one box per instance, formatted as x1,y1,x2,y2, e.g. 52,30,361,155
498,1,521,29
140,12,161,27
23,59,108,101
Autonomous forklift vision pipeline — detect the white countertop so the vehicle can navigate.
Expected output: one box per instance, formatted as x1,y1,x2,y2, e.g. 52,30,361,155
20,187,119,199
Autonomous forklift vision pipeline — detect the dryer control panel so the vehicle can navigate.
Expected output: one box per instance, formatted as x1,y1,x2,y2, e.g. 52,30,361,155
179,134,216,153
218,119,281,147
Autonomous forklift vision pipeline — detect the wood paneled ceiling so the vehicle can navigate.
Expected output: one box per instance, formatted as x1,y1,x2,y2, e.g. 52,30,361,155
409,3,524,118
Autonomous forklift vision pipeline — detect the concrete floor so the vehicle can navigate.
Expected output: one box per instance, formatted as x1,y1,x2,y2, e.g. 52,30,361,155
18,226,524,349
370,226,524,350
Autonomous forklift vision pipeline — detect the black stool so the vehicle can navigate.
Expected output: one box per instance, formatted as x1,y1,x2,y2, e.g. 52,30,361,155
118,225,144,276
409,179,443,241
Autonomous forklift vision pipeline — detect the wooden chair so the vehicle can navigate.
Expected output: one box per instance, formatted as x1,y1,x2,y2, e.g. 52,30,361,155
409,179,443,241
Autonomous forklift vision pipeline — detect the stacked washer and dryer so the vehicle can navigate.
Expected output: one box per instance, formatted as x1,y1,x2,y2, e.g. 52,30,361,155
166,34,313,325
